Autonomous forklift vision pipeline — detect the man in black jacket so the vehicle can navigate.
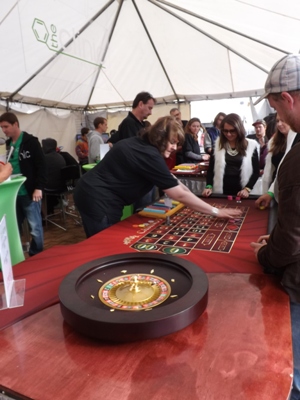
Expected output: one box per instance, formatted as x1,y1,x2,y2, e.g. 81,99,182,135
118,92,156,141
117,92,157,211
0,112,47,256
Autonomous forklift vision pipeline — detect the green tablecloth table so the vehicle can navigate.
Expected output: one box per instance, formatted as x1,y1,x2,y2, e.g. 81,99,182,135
82,163,97,171
0,176,26,266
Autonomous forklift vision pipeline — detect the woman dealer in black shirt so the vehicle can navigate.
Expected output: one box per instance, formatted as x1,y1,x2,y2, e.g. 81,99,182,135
74,116,242,238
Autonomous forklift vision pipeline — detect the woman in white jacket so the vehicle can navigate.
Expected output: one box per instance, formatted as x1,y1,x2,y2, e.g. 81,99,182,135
202,113,260,198
256,114,300,208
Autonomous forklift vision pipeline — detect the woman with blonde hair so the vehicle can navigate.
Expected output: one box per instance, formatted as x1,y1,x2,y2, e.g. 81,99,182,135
256,114,300,208
182,118,210,163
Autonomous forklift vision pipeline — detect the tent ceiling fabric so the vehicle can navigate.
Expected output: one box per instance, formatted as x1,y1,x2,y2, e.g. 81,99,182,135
0,0,299,110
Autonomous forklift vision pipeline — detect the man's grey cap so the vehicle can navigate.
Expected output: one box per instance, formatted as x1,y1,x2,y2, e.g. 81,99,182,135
254,54,300,105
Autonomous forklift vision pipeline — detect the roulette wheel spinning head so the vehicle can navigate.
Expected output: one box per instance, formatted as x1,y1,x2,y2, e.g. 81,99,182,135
59,253,209,342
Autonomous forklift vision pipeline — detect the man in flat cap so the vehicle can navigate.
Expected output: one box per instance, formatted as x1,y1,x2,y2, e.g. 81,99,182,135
251,54,300,400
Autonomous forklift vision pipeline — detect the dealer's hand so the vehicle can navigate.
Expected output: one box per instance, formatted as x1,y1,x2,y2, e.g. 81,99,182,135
217,208,242,219
32,189,42,202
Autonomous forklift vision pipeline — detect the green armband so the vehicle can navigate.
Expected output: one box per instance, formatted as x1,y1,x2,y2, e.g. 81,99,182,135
205,185,213,189
267,191,274,198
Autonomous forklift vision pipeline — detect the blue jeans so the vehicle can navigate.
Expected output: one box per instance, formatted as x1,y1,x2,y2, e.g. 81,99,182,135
290,301,300,400
17,195,44,256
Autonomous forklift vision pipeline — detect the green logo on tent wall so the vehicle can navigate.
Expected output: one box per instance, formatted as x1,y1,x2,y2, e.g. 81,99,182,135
32,18,104,68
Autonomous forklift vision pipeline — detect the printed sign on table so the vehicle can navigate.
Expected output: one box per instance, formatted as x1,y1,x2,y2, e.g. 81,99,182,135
0,215,14,306
100,143,110,161
0,215,26,309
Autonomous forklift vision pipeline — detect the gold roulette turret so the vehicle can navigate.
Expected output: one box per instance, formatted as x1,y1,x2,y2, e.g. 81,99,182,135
99,274,171,310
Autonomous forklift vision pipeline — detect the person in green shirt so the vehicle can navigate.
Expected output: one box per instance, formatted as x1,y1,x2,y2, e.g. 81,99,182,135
0,112,46,256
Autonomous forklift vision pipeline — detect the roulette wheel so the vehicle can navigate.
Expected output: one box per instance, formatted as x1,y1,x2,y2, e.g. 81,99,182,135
59,253,208,342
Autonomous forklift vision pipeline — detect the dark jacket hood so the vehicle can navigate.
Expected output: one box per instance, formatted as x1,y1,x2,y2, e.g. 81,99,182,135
42,138,57,154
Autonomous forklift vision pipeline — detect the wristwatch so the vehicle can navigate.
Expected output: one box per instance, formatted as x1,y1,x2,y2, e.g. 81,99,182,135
211,207,219,216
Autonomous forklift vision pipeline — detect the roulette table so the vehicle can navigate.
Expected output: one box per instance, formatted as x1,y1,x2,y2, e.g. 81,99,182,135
0,197,277,331
57,197,276,342
126,197,277,273
0,196,291,399
0,274,292,400
134,200,251,255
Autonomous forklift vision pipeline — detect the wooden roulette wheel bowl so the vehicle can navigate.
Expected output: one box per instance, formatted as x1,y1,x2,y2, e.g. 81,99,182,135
59,253,208,342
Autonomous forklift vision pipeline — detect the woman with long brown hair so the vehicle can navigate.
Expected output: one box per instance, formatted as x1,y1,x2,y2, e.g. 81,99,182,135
202,113,260,198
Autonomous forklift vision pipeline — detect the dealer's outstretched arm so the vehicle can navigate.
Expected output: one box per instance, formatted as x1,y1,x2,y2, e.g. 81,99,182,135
164,183,242,219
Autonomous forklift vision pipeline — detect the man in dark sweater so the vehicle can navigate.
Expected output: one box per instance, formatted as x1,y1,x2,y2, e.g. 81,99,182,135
118,92,156,141
117,92,157,211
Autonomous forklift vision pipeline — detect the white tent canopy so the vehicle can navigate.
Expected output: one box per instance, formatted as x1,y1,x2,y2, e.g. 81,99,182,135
1,0,299,111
